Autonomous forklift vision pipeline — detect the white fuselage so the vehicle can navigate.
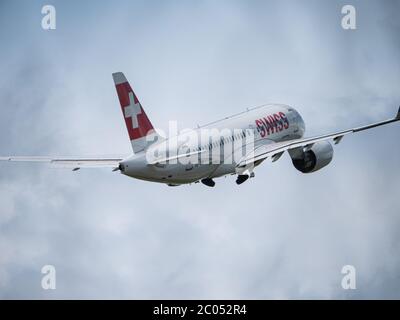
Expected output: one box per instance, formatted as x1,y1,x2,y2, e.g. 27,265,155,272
120,104,305,185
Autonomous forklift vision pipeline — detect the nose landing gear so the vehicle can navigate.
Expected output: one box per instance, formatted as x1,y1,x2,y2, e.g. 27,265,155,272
236,174,249,185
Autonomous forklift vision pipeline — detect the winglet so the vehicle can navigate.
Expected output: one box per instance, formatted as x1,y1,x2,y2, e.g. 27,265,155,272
396,106,400,120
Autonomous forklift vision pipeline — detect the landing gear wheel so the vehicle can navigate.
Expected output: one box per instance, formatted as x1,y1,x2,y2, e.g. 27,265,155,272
201,178,215,187
236,175,249,185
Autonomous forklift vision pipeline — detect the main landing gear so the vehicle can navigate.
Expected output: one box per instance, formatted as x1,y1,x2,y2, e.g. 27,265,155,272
235,172,255,185
201,178,215,187
201,171,255,187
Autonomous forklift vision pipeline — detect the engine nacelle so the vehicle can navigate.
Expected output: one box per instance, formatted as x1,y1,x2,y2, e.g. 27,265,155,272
291,141,334,173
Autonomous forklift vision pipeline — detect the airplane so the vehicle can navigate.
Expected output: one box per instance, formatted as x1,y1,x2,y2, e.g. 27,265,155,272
1,72,399,187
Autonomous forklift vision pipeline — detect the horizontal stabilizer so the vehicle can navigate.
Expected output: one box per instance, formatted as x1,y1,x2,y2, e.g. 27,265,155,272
0,156,124,169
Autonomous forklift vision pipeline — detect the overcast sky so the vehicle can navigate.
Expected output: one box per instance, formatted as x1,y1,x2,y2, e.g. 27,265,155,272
0,0,399,299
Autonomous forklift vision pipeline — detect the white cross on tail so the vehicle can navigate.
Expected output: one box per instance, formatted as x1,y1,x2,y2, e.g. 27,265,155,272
124,92,142,129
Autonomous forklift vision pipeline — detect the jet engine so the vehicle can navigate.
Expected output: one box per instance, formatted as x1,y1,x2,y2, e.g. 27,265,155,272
290,141,334,173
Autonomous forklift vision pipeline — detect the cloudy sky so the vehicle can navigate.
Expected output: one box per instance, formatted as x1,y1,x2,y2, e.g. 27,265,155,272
0,0,399,299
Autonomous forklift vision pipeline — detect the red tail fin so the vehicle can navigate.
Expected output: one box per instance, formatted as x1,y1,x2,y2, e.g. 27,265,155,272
112,72,158,153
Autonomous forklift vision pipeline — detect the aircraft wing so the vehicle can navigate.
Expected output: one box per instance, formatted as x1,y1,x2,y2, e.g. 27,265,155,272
238,106,400,167
0,156,124,170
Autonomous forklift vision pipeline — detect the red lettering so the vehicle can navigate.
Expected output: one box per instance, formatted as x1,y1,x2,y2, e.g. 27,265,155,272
274,113,283,131
255,119,266,137
267,115,276,134
261,117,271,136
279,112,289,129
256,111,289,138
